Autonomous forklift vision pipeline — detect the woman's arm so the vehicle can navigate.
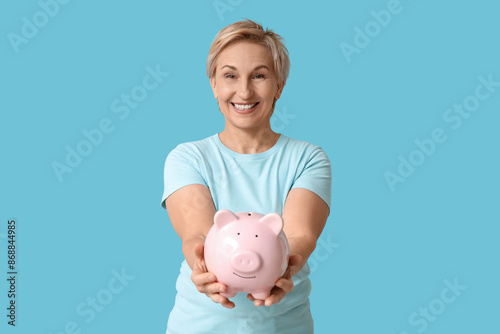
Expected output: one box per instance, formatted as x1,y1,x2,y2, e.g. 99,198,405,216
282,187,330,274
165,184,235,308
165,184,215,269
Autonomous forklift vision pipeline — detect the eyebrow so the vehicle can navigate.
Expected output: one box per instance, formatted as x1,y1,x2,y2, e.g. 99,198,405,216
220,64,270,71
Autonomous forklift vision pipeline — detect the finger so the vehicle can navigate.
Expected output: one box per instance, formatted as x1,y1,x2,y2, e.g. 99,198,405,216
246,293,267,307
209,293,235,309
191,272,216,287
209,293,223,304
265,294,276,307
194,281,226,295
276,277,294,294
219,296,235,309
204,282,228,295
266,287,285,306
253,298,265,307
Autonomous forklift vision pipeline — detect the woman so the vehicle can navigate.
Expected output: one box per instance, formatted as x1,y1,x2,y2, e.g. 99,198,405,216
161,19,331,333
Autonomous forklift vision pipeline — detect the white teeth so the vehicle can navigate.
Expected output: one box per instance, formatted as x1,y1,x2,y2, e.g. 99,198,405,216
233,103,257,110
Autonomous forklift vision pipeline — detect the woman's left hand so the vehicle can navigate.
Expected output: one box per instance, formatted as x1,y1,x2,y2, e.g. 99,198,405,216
247,254,303,307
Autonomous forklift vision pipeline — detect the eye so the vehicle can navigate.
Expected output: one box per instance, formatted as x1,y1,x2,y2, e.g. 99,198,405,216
255,235,258,238
237,232,240,235
253,73,266,79
224,73,236,79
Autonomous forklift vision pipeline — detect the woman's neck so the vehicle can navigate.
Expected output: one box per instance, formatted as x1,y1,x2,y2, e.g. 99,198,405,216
218,128,280,154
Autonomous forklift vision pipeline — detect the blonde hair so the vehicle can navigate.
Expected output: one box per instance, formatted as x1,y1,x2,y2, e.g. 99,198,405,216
206,19,290,85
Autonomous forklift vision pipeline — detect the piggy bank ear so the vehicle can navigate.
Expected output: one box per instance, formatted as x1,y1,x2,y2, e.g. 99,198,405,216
259,213,284,236
214,209,238,231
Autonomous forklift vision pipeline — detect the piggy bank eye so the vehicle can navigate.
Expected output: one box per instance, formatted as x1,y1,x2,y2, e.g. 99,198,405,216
255,235,258,238
237,232,240,235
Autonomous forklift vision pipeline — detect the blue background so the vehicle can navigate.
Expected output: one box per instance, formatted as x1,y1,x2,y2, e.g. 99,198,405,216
1,0,499,333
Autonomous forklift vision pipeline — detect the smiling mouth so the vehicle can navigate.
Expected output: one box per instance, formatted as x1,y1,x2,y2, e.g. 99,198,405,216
231,102,259,111
233,272,256,279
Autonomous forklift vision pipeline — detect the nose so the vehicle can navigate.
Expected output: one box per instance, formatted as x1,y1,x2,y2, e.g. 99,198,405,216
237,79,253,100
231,251,261,273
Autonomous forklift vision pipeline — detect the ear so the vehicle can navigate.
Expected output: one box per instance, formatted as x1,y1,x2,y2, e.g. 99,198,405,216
259,213,284,236
210,76,218,99
214,209,238,230
274,80,285,100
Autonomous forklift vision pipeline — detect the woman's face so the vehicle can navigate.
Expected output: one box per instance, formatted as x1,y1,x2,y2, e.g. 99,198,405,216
210,41,284,132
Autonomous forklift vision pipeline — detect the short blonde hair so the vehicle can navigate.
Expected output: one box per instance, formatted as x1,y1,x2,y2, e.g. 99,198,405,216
206,19,290,85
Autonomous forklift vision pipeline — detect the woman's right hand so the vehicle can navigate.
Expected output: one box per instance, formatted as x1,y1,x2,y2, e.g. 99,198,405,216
191,243,235,309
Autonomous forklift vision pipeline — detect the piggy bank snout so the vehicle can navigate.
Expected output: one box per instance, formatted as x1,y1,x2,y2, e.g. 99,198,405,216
231,251,261,273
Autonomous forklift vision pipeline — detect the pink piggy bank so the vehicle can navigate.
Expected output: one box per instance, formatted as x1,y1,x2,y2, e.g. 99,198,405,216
204,209,290,300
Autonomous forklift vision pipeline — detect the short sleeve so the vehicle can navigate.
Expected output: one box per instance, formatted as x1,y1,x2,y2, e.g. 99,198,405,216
160,145,207,209
291,147,332,210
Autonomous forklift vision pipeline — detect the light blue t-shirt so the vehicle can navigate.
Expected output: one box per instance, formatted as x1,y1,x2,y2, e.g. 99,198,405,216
161,133,331,334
